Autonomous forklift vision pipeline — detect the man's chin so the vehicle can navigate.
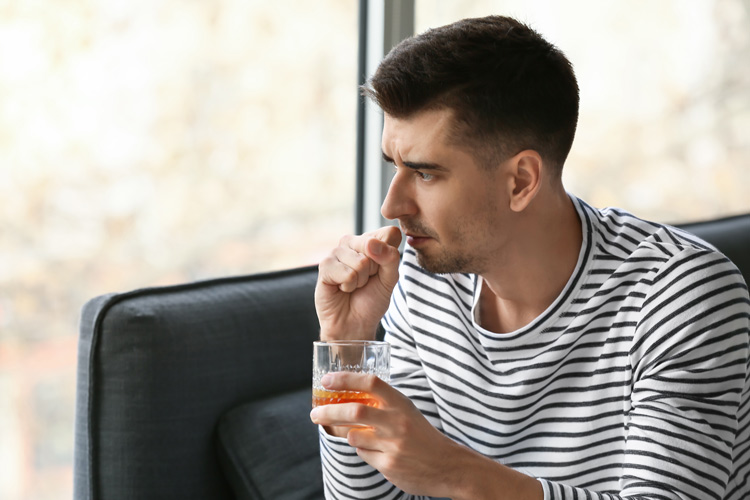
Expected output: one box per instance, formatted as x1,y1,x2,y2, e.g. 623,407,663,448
415,250,469,275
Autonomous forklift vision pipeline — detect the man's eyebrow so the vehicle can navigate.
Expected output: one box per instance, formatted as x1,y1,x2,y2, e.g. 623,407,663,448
381,151,448,172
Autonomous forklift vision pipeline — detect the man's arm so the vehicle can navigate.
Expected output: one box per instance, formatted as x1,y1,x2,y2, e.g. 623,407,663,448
617,249,750,498
313,370,544,500
314,262,543,500
536,249,750,499
312,248,750,500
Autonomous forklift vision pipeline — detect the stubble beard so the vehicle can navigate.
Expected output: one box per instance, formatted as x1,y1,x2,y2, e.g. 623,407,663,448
416,250,472,275
405,219,488,276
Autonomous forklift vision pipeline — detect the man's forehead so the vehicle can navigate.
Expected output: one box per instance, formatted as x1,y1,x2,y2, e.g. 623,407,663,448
381,108,456,159
381,108,486,176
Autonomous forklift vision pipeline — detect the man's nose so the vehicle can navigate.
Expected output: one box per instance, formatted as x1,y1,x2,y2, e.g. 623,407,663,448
380,170,416,221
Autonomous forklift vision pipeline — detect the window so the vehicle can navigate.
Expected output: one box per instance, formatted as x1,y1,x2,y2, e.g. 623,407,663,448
415,0,750,222
0,2,357,498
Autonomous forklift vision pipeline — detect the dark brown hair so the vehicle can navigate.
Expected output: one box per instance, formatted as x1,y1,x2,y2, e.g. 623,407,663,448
363,16,579,175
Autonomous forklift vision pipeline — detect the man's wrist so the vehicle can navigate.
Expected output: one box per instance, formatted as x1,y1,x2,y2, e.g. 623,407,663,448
446,444,543,500
318,328,378,342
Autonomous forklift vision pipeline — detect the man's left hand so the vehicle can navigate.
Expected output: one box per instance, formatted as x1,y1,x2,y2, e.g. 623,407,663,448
310,371,470,497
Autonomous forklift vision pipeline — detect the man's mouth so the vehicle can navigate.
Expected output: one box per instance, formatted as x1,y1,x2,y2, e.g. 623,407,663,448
403,231,433,247
400,221,436,247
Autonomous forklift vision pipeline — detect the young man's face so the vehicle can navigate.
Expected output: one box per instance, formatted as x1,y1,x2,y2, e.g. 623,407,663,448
380,108,512,275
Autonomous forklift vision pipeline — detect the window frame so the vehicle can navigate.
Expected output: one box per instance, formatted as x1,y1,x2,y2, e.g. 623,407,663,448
355,0,415,234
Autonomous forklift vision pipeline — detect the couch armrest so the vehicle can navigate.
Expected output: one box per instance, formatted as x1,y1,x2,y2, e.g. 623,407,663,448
73,265,319,500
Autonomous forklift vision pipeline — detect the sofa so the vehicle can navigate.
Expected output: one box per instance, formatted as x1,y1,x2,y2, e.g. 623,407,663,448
73,213,750,500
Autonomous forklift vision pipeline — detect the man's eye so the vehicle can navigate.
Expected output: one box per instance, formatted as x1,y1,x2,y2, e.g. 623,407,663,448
417,171,434,181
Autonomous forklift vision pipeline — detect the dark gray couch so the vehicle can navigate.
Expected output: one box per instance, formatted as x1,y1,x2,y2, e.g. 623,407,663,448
74,266,323,500
73,213,750,500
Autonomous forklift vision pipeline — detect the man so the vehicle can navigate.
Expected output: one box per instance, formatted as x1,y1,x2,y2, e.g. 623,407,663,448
310,15,750,500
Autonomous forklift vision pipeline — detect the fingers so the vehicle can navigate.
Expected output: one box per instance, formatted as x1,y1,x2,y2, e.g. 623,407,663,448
321,372,399,406
311,401,380,428
344,226,401,258
362,227,402,294
364,226,402,264
339,235,379,277
347,427,381,452
318,228,402,293
327,245,375,292
310,372,397,429
364,237,400,293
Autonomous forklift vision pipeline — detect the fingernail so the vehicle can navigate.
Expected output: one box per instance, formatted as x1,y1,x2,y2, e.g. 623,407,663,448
370,241,382,256
321,374,333,387
310,408,319,423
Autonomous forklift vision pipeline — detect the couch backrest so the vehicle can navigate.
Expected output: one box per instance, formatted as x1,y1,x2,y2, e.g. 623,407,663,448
676,212,750,284
74,265,319,500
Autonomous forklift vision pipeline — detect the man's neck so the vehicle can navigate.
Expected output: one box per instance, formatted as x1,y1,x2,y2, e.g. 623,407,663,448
478,191,582,334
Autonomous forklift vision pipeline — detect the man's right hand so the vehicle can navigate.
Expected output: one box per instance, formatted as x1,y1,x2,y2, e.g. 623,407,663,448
315,226,402,341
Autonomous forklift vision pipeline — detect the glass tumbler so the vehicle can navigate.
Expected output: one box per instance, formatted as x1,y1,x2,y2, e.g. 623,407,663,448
312,340,390,408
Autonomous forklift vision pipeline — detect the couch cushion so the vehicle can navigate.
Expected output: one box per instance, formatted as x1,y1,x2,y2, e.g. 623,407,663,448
216,388,323,500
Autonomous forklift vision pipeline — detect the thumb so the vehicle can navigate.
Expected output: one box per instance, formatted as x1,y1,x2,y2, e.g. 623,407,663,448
364,236,401,290
365,225,402,267
373,225,403,248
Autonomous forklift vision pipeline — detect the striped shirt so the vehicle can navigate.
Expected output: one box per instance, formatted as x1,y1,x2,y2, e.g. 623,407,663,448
320,196,750,500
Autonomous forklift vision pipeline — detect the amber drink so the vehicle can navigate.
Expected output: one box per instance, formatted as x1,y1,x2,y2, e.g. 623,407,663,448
312,340,390,409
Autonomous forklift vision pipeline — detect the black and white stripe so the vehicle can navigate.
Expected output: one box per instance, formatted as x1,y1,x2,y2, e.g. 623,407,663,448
320,196,750,500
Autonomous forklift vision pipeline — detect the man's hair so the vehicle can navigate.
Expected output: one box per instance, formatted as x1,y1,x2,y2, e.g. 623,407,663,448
363,16,579,176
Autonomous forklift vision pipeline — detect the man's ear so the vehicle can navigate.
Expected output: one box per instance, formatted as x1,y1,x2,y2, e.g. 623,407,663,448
506,150,543,212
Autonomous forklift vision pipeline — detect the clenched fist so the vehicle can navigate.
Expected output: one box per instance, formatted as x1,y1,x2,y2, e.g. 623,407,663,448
315,226,402,341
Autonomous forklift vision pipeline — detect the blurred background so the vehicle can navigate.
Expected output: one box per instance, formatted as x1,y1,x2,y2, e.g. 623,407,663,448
1,1,748,498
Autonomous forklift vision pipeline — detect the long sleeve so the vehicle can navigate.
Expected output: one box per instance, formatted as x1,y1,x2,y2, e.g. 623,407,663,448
612,249,748,499
539,249,750,499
